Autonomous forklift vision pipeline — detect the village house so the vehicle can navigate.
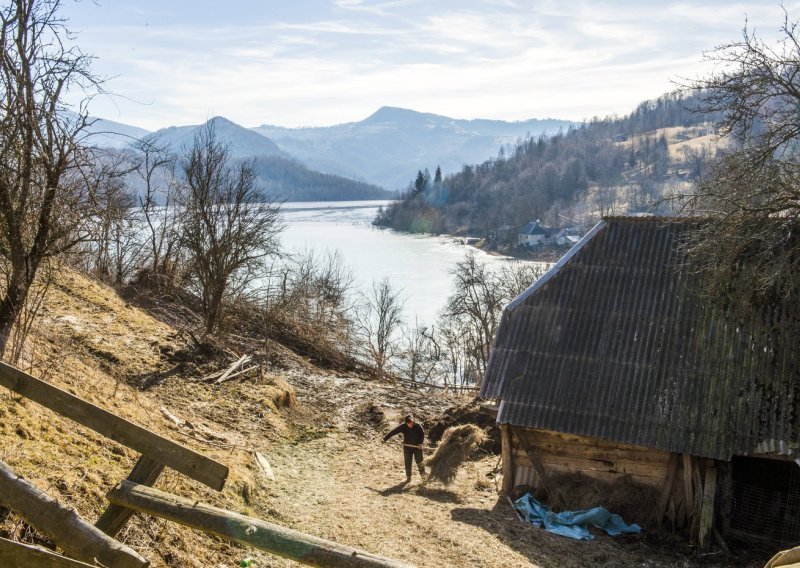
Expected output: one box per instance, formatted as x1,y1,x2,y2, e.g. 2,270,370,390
482,217,800,549
517,221,550,247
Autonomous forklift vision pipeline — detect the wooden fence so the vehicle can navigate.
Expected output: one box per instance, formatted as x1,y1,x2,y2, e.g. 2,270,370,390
0,361,411,567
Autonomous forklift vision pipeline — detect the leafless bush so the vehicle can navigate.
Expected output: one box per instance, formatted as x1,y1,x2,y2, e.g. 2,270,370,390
178,120,283,336
353,278,405,379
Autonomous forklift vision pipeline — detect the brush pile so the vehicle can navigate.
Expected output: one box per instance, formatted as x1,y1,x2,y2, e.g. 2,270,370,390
426,424,487,484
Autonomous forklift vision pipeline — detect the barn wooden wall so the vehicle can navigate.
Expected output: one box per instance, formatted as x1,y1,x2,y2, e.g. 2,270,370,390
502,425,729,550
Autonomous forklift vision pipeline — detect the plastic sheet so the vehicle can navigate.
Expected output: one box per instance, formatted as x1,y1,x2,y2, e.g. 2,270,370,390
513,493,641,541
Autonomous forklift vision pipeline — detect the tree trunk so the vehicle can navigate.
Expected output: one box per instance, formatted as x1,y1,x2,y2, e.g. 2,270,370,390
0,275,29,356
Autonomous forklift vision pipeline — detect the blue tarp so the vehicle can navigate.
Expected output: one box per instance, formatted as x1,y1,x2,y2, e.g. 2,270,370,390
513,493,641,541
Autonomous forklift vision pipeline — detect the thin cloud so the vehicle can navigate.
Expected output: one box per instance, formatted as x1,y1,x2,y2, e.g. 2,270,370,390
60,0,800,130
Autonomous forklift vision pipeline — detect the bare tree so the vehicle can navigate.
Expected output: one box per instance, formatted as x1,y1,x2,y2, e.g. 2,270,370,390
85,173,141,285
0,0,102,354
396,319,440,386
355,277,404,378
179,120,283,336
438,254,547,385
132,134,180,288
680,15,800,336
440,253,504,381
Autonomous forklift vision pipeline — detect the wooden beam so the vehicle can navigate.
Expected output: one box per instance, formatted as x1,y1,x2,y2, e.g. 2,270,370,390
501,424,514,495
656,453,680,526
515,431,559,507
0,361,228,491
96,456,165,537
0,537,98,568
107,481,412,568
0,460,148,568
682,453,694,527
698,461,718,552
690,457,703,541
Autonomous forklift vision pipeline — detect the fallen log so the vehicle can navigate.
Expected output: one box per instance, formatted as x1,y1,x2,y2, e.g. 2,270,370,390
0,460,148,568
108,481,413,568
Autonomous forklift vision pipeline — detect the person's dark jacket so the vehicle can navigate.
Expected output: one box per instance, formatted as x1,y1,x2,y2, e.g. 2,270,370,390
383,422,424,446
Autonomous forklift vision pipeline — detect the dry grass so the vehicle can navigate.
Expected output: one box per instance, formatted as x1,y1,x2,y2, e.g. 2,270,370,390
427,424,487,484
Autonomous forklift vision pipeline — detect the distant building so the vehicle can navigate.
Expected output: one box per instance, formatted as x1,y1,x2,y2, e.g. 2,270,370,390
518,221,550,246
518,221,580,247
484,217,800,549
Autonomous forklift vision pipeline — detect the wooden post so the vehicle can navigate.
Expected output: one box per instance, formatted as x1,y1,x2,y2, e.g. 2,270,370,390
108,481,413,568
716,461,733,538
0,537,98,567
698,461,718,552
656,453,680,527
501,424,514,496
690,457,703,541
682,453,694,531
0,361,228,490
0,460,148,568
96,455,165,537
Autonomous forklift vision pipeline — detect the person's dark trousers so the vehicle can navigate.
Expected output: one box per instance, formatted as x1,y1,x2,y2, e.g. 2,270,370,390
403,446,425,479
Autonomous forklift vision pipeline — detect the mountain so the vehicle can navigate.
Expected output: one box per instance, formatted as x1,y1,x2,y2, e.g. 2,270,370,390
252,107,576,190
88,116,392,201
83,117,151,149
152,116,285,160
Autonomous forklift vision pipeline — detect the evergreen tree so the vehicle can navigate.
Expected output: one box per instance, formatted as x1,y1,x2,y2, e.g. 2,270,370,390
414,170,425,193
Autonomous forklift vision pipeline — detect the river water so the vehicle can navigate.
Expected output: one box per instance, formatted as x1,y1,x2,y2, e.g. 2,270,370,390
278,201,522,325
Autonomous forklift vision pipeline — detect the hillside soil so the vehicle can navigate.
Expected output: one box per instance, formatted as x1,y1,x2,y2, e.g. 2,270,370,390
0,268,775,567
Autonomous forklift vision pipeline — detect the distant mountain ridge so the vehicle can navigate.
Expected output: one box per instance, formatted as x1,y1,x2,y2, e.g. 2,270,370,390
252,107,577,189
83,117,150,149
87,116,390,202
152,116,285,160
84,108,578,199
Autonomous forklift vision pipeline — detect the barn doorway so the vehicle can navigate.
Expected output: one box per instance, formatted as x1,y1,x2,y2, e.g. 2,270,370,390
730,456,800,546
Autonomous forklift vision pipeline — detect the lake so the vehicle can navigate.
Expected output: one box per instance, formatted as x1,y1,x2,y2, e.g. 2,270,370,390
278,201,525,325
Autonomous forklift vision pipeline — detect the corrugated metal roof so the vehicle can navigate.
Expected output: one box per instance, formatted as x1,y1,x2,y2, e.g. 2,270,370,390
481,217,800,460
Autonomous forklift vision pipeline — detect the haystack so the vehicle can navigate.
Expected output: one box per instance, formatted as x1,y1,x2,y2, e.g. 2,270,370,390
426,424,486,484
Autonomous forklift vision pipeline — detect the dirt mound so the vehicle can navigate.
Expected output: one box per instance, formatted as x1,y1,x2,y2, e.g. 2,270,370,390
428,399,500,454
352,400,388,433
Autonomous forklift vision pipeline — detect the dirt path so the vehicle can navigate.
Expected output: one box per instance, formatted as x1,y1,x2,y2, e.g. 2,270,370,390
238,370,768,568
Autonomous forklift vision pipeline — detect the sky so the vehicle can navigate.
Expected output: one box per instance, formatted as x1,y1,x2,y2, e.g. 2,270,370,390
59,0,800,131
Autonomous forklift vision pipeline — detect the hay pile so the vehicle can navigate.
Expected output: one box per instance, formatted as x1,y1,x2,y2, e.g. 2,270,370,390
426,424,487,484
542,472,661,529
428,399,500,453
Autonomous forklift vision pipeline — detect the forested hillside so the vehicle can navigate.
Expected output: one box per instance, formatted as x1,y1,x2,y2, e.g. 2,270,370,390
375,92,724,236
251,154,391,201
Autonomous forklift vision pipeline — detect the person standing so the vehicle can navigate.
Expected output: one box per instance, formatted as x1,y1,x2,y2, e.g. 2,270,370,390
383,413,426,482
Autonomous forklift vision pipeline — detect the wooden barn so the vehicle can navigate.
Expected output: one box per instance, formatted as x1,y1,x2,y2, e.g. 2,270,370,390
480,217,800,549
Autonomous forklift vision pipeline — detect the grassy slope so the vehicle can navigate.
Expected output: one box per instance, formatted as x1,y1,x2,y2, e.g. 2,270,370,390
0,268,298,566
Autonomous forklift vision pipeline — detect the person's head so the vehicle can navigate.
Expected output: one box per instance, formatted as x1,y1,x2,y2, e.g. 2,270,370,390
404,413,414,426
